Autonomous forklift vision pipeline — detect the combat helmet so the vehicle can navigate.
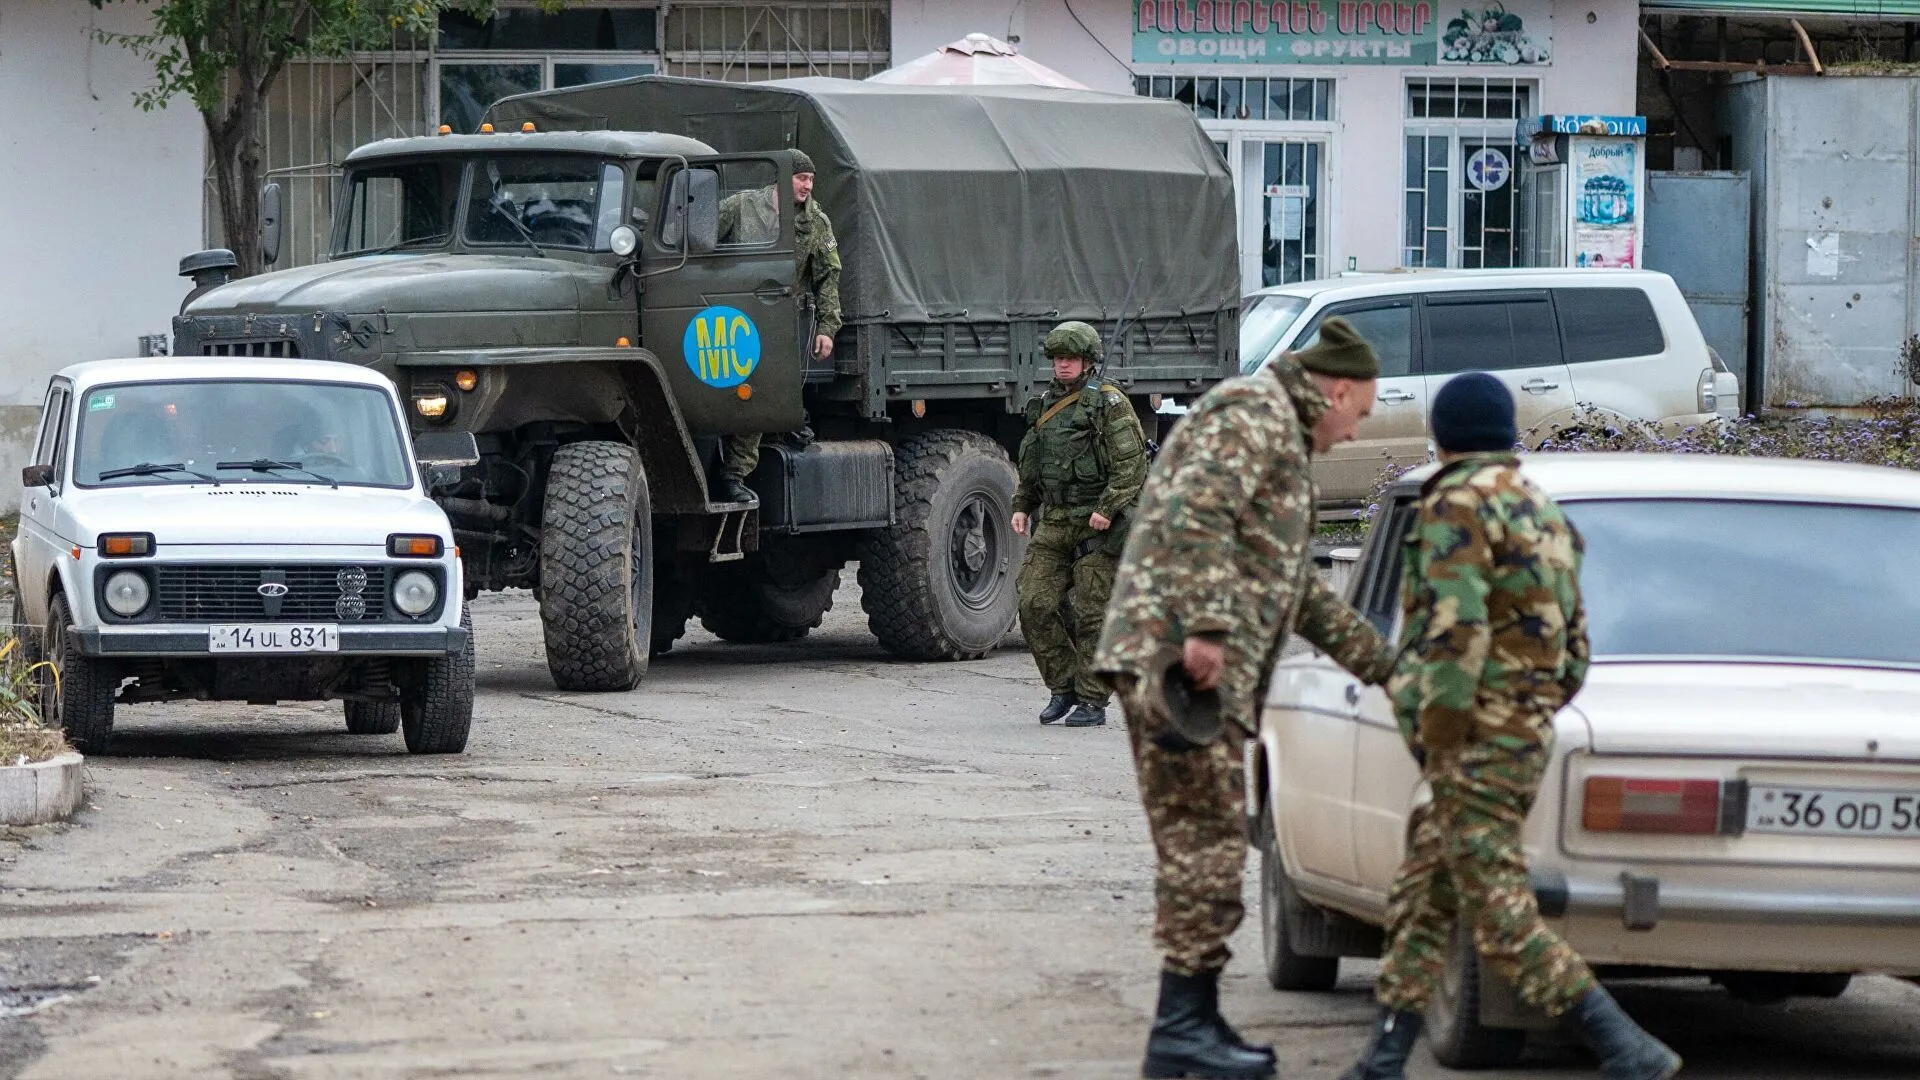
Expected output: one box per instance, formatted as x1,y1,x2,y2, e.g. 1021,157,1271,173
1043,320,1103,363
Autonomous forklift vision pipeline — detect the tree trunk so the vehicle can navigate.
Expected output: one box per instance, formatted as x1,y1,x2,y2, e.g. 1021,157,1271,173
206,90,267,277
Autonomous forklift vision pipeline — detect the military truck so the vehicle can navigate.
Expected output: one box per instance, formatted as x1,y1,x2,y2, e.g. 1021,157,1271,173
171,76,1238,693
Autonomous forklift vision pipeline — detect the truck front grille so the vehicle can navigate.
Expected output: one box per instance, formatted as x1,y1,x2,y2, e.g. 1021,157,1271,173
200,339,301,358
152,564,390,622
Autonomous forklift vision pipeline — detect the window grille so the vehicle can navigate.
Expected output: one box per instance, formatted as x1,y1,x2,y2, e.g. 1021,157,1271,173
1135,75,1334,122
1402,77,1533,269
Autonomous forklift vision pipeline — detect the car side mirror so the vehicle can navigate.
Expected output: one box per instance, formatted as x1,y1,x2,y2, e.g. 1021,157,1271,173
259,181,284,267
20,464,54,488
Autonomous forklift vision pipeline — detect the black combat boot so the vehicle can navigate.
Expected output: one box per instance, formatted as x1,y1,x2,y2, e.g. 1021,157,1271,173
720,477,758,507
1063,702,1108,727
1194,970,1276,1066
1039,694,1077,724
1338,1007,1423,1080
1563,986,1681,1080
1142,969,1276,1079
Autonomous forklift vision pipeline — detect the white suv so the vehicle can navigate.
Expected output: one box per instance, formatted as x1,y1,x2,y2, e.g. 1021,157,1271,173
1238,269,1741,507
9,358,477,755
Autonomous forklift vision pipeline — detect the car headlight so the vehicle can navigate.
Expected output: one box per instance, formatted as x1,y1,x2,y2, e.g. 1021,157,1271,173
391,569,438,617
104,570,150,616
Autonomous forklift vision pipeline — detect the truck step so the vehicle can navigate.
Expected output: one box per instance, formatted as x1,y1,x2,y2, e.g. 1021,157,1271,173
706,506,753,563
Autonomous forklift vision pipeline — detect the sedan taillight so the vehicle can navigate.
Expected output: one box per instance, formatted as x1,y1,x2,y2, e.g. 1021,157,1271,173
1584,776,1735,835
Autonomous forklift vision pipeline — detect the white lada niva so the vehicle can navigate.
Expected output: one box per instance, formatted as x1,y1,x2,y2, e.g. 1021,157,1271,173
9,357,478,755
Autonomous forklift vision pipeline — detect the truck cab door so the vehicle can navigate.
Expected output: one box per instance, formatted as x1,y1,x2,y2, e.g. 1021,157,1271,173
641,154,805,438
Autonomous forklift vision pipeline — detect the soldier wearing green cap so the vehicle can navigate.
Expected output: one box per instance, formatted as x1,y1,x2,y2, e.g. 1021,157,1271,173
1092,317,1396,1080
1012,321,1149,729
715,149,842,505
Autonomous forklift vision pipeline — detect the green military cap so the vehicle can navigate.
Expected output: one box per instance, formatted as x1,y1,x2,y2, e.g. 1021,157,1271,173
792,149,816,175
1292,316,1379,380
1044,320,1103,361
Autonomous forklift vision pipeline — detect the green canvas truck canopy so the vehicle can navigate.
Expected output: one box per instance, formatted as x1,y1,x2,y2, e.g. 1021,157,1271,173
488,76,1238,328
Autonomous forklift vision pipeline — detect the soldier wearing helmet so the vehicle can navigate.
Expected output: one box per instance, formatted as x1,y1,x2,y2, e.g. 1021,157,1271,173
1011,320,1148,728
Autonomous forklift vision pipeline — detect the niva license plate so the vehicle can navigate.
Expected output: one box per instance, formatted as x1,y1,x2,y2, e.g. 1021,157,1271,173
1747,784,1920,838
207,624,339,653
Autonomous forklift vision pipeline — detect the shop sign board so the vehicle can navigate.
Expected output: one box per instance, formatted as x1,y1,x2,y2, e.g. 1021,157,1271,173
1134,0,1553,65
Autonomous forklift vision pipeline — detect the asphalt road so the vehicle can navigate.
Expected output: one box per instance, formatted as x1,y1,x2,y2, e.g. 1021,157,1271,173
4,578,1919,1079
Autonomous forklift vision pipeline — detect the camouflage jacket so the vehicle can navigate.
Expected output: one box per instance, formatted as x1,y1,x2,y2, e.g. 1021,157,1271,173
717,188,842,338
1390,452,1590,759
1013,377,1148,523
1093,357,1393,728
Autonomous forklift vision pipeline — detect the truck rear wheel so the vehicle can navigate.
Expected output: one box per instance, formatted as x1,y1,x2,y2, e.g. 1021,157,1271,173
858,431,1019,660
539,441,653,691
698,562,839,644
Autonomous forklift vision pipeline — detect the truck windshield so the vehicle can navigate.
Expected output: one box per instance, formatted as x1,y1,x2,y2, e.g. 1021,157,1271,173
464,156,625,251
1240,294,1308,374
335,161,458,256
73,380,413,490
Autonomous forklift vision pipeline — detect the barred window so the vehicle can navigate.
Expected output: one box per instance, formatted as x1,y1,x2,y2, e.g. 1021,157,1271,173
1135,76,1333,122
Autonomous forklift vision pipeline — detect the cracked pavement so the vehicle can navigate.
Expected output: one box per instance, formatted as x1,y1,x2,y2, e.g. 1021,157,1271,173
3,581,1919,1078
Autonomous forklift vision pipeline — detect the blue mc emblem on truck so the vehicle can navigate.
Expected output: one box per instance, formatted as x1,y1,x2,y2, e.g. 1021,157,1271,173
683,305,761,389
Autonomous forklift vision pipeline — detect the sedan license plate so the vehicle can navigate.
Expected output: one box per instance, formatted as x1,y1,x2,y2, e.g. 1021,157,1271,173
207,624,339,653
1746,784,1920,838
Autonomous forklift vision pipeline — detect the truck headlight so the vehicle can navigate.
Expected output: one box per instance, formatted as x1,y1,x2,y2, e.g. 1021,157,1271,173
104,570,151,616
392,570,438,616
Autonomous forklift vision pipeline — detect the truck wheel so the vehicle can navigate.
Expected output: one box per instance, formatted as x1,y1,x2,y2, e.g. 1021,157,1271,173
402,605,474,755
539,441,653,691
343,699,401,735
1258,812,1341,992
858,431,1019,660
1426,925,1528,1069
697,562,838,644
40,593,115,755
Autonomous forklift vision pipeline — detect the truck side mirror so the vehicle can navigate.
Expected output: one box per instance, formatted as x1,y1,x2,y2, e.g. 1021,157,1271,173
21,464,54,488
259,181,284,266
661,168,719,256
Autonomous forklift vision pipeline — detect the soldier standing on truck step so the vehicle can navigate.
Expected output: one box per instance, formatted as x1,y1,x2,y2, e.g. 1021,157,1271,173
1337,373,1680,1080
1011,321,1148,729
1093,319,1395,1080
714,149,842,506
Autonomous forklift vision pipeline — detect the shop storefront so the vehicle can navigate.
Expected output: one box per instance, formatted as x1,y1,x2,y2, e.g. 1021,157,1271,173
1110,0,1640,290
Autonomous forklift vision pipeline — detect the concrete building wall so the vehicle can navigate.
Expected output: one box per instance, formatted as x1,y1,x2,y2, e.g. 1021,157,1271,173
0,1,204,515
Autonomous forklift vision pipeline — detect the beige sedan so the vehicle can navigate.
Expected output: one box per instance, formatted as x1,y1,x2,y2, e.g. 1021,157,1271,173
1251,453,1920,1068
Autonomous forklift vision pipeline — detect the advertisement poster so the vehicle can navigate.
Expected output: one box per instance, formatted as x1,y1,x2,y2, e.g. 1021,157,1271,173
1133,0,1551,66
1571,137,1639,269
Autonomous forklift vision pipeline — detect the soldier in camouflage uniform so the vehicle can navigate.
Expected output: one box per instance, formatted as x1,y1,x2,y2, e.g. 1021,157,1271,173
715,150,842,505
1093,318,1396,1080
1012,321,1148,728
1339,372,1680,1080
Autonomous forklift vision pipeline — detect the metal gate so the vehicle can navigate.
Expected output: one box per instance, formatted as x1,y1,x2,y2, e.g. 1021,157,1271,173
1644,171,1752,403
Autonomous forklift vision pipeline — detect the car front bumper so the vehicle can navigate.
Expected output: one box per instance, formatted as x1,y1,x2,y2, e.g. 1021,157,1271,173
77,625,467,658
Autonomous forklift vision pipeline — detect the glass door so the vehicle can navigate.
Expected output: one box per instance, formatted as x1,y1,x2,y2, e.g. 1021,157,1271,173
1237,137,1327,292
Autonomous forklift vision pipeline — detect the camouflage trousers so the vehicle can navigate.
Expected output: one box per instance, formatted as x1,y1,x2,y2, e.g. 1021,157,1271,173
1375,723,1595,1017
1016,517,1118,705
720,432,762,482
1117,677,1251,975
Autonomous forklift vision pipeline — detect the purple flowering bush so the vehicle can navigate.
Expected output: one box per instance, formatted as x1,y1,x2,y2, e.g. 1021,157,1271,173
1361,396,1920,521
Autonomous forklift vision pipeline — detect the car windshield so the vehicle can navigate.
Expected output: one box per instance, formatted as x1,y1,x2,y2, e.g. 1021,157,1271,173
74,380,412,489
1240,293,1309,375
1565,498,1920,668
464,155,625,251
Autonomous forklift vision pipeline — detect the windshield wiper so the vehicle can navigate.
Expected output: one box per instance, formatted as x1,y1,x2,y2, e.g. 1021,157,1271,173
360,231,451,257
486,198,546,258
97,461,220,484
215,458,340,489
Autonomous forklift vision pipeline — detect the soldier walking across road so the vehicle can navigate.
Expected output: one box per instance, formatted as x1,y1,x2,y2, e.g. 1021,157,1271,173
714,150,842,506
1093,319,1396,1080
1337,372,1680,1080
1011,322,1148,728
